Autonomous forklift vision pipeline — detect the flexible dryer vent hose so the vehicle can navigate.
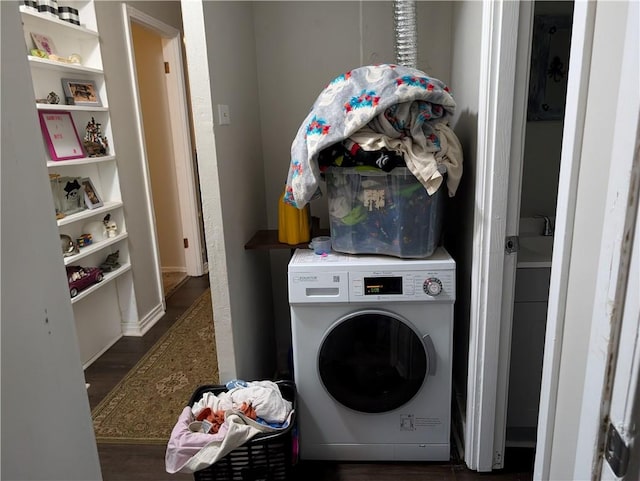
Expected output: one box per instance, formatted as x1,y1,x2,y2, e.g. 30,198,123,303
393,0,418,68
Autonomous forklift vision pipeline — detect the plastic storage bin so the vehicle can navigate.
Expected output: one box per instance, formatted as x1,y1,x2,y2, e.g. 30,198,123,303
188,380,297,481
325,167,445,258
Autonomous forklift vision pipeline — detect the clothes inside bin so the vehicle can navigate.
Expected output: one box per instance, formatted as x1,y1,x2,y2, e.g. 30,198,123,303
165,380,295,476
326,166,446,258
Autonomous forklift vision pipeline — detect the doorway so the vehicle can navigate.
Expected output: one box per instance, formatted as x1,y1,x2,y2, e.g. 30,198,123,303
131,22,187,296
123,5,206,303
505,0,574,449
462,0,577,472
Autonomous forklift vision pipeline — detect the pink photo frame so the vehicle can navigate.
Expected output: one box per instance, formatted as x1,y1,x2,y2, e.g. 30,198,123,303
38,111,85,161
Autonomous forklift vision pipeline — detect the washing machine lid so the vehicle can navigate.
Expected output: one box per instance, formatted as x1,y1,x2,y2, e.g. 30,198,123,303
288,247,455,272
318,309,435,413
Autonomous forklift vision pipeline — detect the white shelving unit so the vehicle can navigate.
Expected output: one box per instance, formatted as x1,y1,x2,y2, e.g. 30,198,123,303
21,2,137,368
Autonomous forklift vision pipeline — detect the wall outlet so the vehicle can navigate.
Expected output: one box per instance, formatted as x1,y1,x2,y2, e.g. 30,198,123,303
217,104,231,125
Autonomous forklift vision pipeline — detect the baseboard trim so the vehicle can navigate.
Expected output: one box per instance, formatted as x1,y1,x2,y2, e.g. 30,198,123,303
121,303,165,336
161,267,187,273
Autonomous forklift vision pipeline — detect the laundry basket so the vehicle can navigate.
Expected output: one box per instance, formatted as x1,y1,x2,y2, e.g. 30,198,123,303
188,380,297,481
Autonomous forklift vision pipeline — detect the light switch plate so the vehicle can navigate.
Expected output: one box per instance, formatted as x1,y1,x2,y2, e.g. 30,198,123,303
217,104,231,125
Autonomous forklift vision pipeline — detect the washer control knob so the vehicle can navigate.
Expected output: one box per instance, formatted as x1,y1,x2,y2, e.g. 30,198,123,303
424,278,443,296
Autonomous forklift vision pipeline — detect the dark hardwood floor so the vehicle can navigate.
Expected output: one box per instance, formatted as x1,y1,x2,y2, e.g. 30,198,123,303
85,275,534,481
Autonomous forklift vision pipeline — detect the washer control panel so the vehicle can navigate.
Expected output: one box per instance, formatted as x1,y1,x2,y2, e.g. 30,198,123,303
350,269,455,302
424,278,443,296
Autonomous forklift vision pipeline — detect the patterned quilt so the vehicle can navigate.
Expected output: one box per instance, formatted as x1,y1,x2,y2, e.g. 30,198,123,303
285,64,458,208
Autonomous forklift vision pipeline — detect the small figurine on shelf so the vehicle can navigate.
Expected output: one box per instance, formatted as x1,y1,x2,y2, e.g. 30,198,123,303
47,91,60,104
83,117,109,157
76,233,93,248
100,250,121,272
60,234,79,257
66,266,104,298
68,53,82,64
36,91,61,105
103,213,118,238
23,1,38,12
56,177,85,215
30,48,48,58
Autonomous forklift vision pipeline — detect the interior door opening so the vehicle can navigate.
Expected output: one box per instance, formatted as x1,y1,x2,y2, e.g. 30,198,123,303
131,22,188,297
505,0,574,450
124,5,207,306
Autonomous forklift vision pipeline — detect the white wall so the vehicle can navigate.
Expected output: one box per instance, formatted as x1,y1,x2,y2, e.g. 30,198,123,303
446,0,483,404
548,2,628,478
183,0,274,381
0,3,102,479
253,0,455,372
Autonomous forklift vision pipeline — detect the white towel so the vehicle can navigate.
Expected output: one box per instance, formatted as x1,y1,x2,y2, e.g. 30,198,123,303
191,380,292,424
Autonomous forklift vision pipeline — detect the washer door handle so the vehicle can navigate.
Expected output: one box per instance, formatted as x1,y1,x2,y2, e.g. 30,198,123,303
422,334,437,376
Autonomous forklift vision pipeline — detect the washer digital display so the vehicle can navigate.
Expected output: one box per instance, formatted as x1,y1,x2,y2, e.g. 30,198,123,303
364,276,403,295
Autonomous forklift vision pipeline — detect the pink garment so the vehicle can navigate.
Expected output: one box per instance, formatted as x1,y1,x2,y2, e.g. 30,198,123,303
165,406,231,473
165,406,291,474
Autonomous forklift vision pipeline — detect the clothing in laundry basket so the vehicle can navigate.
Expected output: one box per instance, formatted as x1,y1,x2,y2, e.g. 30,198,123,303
165,380,293,474
285,64,462,209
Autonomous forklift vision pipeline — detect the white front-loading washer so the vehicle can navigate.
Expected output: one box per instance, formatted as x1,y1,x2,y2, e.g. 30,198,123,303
288,248,455,461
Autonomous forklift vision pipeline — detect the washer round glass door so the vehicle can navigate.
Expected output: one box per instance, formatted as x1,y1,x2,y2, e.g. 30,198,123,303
318,310,428,413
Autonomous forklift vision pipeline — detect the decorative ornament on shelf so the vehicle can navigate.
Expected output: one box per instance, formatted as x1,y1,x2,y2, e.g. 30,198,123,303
30,32,56,56
30,48,48,59
36,91,61,105
60,234,79,257
47,91,60,104
103,213,118,238
66,266,104,298
68,53,82,65
23,0,38,11
48,54,73,64
76,233,93,248
83,221,107,241
58,5,80,25
100,250,121,272
83,117,109,157
36,0,58,18
50,176,85,215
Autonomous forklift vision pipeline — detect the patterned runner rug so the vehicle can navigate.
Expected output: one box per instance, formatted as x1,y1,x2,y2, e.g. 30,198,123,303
163,271,189,298
91,289,218,444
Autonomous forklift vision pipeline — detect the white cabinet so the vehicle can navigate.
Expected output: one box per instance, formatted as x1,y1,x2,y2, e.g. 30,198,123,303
20,2,137,367
506,266,551,447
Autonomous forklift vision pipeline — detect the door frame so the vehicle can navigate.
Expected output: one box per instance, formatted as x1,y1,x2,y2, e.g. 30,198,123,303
122,4,205,285
464,0,520,471
466,0,596,473
572,2,639,476
533,2,596,478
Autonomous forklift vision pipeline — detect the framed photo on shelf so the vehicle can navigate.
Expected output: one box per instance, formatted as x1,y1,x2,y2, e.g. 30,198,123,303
81,177,103,209
38,111,85,161
30,32,57,56
53,176,86,215
61,78,102,107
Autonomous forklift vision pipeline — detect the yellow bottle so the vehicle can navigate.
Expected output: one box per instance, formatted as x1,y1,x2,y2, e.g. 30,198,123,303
278,190,310,245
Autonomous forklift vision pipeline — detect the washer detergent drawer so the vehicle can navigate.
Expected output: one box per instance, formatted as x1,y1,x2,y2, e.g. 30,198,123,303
288,271,349,303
